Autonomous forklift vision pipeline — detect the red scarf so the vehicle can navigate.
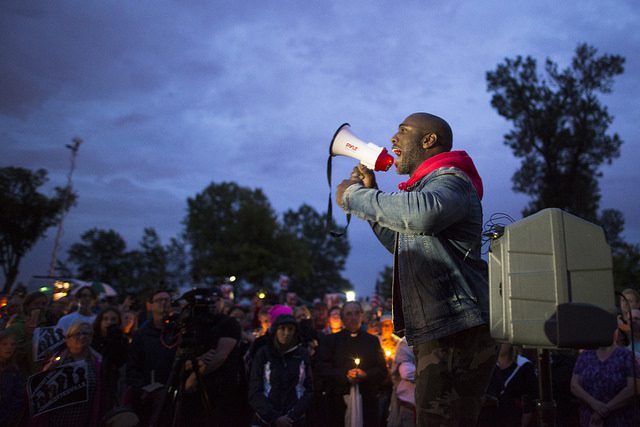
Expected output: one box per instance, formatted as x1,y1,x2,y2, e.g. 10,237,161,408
397,150,484,200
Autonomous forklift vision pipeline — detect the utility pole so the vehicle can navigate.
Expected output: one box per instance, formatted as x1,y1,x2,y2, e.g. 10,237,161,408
48,137,83,276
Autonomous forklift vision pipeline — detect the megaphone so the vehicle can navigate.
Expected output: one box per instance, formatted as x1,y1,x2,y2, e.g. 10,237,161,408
330,123,394,171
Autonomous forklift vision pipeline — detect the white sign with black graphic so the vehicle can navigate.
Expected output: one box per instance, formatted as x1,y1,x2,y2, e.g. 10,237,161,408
32,327,65,362
28,360,89,416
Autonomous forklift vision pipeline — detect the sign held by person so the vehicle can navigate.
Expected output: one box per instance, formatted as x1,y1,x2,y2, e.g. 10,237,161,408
32,326,65,362
27,360,89,416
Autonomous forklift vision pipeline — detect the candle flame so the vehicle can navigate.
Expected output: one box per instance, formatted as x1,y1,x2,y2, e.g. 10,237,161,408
354,357,361,366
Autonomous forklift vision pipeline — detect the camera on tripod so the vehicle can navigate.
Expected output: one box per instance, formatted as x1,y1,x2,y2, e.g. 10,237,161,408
162,287,220,357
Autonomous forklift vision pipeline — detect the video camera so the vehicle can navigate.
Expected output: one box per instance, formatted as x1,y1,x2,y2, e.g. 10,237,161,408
162,288,220,357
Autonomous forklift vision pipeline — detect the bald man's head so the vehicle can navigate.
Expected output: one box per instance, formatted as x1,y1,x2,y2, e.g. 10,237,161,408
390,112,453,175
406,112,453,152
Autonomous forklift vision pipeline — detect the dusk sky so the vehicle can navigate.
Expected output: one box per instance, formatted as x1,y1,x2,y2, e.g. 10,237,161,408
2,0,639,298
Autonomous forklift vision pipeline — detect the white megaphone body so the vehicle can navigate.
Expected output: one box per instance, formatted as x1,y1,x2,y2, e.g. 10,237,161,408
330,123,394,171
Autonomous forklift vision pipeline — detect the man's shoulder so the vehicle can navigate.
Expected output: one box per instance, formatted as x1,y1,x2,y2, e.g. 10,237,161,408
419,166,473,188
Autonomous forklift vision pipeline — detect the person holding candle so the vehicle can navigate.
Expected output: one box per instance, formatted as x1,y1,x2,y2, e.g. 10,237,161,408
317,301,387,426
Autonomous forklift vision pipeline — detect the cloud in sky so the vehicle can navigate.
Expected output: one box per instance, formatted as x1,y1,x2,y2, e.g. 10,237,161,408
2,0,639,296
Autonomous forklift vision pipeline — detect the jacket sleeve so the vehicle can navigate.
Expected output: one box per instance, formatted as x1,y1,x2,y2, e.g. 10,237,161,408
342,174,473,236
288,351,314,422
248,346,281,424
369,220,396,254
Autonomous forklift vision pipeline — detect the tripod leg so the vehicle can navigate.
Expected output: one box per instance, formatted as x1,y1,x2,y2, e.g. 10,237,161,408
149,356,183,427
191,358,214,417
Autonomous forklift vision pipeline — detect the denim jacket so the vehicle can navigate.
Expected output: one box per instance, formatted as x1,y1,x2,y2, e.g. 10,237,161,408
342,166,489,345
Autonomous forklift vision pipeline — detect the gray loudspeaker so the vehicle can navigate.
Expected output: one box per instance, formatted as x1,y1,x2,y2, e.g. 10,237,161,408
489,208,616,348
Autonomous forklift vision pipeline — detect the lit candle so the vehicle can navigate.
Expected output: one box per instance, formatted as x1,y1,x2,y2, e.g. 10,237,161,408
354,357,361,367
385,350,392,359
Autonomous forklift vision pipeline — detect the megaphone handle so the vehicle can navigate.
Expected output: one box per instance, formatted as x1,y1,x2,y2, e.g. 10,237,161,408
326,154,350,237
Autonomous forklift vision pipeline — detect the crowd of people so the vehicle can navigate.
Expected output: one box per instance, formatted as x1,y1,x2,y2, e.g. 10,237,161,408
0,285,639,426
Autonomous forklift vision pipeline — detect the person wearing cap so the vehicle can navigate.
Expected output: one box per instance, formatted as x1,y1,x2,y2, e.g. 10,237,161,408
336,113,495,426
249,313,313,427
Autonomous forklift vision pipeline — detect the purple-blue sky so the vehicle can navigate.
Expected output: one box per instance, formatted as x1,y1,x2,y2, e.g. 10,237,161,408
2,0,639,297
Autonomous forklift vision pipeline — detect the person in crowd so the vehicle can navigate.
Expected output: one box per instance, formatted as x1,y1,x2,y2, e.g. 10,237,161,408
294,305,311,323
377,314,401,423
256,305,273,338
45,297,68,325
317,301,388,426
0,294,23,329
286,292,299,307
6,291,50,377
0,330,25,426
121,309,138,342
571,326,640,426
294,304,326,427
336,112,495,426
181,288,246,426
619,288,640,323
477,343,538,427
312,302,329,333
126,289,177,425
92,307,129,409
366,318,381,337
249,313,313,427
295,305,321,358
251,295,267,331
56,285,98,334
247,305,293,371
31,321,107,426
387,337,416,427
323,305,344,335
379,314,401,364
229,304,256,348
229,304,255,395
626,308,640,358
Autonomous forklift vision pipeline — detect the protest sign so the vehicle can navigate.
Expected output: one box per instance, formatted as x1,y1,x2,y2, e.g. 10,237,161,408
32,327,65,362
28,360,89,416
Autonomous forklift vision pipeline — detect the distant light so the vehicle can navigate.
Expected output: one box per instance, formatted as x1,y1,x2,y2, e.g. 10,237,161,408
345,291,356,302
385,350,392,358
39,287,51,293
229,276,237,282
257,291,266,299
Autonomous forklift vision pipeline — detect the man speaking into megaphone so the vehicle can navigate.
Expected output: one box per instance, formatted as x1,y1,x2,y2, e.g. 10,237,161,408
335,112,496,427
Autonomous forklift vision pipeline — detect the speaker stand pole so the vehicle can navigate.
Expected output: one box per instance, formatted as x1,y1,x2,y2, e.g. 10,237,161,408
535,349,556,427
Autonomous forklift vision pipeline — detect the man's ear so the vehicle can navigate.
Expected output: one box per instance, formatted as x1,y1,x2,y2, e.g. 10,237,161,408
421,132,438,150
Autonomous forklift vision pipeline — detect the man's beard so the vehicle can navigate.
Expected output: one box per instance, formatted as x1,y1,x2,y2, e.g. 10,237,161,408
396,147,423,175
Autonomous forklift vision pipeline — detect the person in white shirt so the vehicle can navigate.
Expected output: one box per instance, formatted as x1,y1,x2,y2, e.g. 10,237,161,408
56,285,98,334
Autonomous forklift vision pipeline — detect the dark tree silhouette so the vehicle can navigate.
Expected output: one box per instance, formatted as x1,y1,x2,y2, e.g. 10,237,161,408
487,43,638,288
0,167,71,293
280,203,352,301
487,43,624,220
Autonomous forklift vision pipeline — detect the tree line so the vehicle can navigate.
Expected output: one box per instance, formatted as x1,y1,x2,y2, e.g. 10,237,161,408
1,176,353,300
